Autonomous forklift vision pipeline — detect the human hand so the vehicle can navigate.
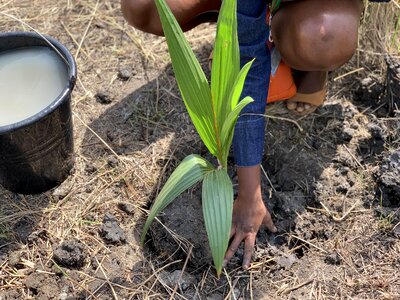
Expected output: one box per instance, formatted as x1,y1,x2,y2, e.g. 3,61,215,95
223,166,277,270
224,192,277,269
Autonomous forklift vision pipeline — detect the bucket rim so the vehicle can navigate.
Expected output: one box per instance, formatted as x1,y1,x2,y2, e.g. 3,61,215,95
0,31,77,134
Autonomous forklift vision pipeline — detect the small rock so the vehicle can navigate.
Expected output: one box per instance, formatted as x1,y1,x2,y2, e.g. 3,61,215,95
361,77,373,86
100,213,126,244
117,66,134,81
117,202,135,215
8,251,23,269
324,252,342,265
53,240,86,268
53,178,74,198
95,89,113,104
158,270,196,291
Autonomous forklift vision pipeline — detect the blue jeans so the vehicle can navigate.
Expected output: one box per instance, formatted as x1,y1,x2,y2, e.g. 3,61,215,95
233,0,271,167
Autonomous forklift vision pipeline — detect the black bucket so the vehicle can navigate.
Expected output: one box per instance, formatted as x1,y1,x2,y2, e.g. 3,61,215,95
0,32,77,194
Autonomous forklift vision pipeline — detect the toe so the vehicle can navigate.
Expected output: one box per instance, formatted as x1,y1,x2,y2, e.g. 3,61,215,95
296,103,305,113
287,101,297,110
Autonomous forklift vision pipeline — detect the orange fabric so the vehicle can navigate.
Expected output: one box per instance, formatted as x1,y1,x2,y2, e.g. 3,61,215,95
266,61,297,103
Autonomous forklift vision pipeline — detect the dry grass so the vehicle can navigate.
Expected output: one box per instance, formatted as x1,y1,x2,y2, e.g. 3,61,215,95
0,0,399,299
361,0,400,55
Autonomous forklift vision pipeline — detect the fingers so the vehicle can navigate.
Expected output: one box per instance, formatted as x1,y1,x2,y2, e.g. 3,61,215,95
224,234,242,267
230,226,236,239
242,234,256,269
262,214,278,233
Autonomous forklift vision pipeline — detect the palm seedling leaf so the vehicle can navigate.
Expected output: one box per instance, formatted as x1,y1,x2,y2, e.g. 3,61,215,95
211,0,240,135
154,0,218,156
220,60,254,165
141,154,214,244
220,96,253,166
202,168,233,277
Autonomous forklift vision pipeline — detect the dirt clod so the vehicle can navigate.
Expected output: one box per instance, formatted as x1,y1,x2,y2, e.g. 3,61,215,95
24,273,60,300
13,218,34,243
95,89,113,104
107,156,119,167
53,240,86,268
355,76,385,110
376,150,400,206
324,252,342,265
8,251,23,269
52,178,74,198
117,66,134,81
100,213,127,244
385,54,400,115
117,202,135,215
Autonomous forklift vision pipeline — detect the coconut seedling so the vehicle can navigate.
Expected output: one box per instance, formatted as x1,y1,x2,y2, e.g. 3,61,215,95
141,0,254,277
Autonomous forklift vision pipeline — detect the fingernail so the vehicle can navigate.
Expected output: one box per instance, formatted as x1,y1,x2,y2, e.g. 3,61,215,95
243,264,249,270
222,260,227,268
272,225,278,233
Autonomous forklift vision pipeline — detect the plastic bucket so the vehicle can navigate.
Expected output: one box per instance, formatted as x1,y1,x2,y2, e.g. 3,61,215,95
0,32,77,194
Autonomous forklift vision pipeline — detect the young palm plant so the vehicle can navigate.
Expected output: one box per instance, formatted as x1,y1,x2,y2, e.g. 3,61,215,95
141,0,254,277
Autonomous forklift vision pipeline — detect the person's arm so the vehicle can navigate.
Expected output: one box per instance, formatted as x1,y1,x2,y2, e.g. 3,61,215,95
225,0,276,269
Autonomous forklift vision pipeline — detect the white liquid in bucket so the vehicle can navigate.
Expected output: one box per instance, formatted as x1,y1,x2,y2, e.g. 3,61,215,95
0,47,68,126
